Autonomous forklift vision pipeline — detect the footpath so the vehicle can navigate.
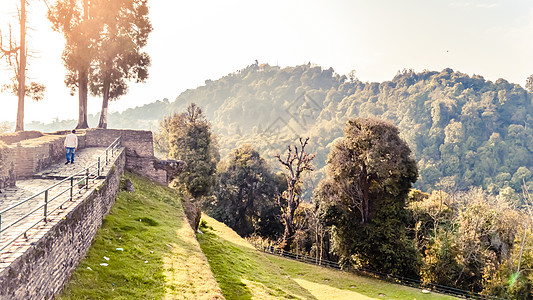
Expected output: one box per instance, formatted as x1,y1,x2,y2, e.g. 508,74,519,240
0,147,110,268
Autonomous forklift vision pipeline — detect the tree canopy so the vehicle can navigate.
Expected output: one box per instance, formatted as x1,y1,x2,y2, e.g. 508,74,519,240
90,0,152,129
158,103,219,199
315,118,419,277
209,144,284,238
48,0,98,128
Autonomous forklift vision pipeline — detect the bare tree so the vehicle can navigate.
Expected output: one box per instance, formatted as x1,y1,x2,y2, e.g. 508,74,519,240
0,0,45,131
275,137,315,250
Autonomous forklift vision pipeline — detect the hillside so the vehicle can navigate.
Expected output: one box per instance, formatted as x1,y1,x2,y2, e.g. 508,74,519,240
56,172,459,299
58,172,223,299
31,64,533,196
197,213,457,300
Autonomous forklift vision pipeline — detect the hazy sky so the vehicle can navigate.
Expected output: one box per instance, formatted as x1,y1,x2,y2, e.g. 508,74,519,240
0,0,532,124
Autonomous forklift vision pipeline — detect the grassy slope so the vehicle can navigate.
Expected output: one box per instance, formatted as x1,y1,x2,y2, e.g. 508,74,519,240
198,214,457,300
58,172,223,300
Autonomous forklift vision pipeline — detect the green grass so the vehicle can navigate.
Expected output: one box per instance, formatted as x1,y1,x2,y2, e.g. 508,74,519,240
198,214,458,300
266,256,460,300
58,172,223,300
197,214,315,299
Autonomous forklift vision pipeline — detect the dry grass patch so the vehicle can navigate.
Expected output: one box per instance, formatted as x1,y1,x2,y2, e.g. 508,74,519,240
163,215,223,299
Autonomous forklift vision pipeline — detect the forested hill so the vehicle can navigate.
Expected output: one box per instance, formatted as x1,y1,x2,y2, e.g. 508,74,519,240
31,63,533,194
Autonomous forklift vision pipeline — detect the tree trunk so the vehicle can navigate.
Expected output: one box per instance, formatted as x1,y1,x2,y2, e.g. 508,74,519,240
97,78,110,128
76,0,90,129
15,0,26,132
282,215,295,251
76,68,89,129
361,162,370,223
282,192,297,250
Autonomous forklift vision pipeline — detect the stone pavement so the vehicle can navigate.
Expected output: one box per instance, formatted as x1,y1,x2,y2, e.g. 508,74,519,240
34,147,107,179
0,147,120,255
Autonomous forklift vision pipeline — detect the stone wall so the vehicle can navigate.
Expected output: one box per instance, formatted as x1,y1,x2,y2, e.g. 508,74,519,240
0,131,43,145
0,144,15,189
85,128,153,157
13,134,87,179
0,129,168,184
0,131,88,181
85,129,167,184
0,149,126,299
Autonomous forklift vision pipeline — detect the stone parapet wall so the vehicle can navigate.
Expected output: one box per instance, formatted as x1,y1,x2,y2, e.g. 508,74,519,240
85,129,154,158
0,131,43,145
0,129,160,183
0,128,172,186
85,129,170,185
0,149,126,299
13,134,87,179
0,131,88,181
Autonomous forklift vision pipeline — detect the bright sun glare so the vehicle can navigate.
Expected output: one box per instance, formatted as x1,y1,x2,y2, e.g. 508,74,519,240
1,0,533,124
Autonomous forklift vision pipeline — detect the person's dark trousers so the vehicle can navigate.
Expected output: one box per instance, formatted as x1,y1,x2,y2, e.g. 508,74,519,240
66,147,76,163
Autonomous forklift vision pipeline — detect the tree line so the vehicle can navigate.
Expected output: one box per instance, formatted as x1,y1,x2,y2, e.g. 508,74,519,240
0,0,151,131
157,102,533,299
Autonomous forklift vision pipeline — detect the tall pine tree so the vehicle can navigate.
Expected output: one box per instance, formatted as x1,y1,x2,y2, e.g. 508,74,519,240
90,0,152,129
49,0,98,129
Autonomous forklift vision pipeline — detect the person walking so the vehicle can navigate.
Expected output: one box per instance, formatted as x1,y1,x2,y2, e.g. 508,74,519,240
64,129,78,164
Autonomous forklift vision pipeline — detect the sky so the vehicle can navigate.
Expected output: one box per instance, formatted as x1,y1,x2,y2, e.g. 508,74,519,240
0,0,532,124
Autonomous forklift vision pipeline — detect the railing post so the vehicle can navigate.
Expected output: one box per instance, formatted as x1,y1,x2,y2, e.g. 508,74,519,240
85,168,89,189
44,190,48,222
70,177,74,201
106,149,109,165
0,214,2,237
98,157,101,177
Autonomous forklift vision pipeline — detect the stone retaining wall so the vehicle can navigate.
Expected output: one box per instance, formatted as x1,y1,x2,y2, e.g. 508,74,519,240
0,148,126,299
86,129,167,184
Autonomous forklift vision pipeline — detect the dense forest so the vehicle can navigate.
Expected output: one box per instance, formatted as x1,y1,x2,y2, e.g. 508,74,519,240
29,62,533,199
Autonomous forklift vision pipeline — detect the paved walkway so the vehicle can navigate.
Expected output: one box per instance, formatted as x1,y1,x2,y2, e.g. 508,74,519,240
0,147,119,257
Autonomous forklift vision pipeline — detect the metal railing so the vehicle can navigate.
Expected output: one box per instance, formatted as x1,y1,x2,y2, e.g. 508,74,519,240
253,243,506,300
0,137,122,253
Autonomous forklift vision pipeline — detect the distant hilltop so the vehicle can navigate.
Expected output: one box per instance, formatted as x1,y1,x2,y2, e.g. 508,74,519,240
25,64,533,195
